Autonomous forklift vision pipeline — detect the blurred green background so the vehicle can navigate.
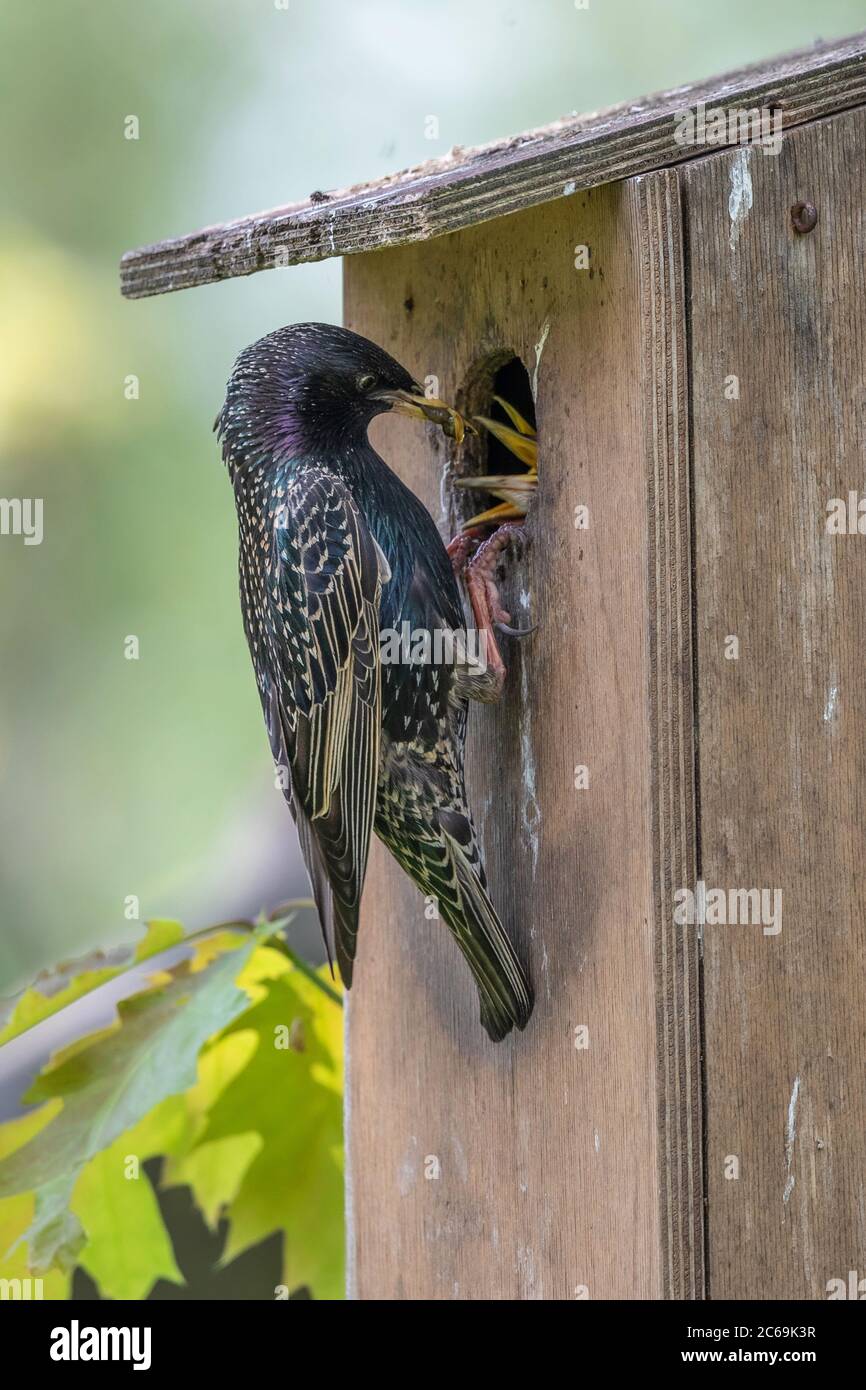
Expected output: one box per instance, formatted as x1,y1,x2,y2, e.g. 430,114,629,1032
1,0,864,994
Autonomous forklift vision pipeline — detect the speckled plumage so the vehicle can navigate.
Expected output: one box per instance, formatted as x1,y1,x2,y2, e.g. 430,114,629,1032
217,323,532,1040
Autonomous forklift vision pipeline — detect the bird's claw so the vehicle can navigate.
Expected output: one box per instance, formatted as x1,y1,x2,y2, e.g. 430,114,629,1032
495,619,537,640
448,521,534,700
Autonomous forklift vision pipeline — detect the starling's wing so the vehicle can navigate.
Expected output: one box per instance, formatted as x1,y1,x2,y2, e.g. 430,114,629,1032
256,469,385,984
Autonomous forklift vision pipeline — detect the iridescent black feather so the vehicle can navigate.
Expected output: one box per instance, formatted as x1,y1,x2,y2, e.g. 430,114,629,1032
217,323,533,1040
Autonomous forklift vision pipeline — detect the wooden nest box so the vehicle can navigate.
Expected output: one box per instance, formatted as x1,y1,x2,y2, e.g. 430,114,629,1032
122,33,866,1300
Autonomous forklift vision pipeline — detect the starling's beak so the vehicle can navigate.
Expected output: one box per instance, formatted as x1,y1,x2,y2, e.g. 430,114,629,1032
373,386,472,444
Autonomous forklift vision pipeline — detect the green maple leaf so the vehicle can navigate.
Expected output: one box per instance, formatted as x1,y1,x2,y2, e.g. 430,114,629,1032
181,967,344,1299
0,920,185,1048
71,1137,182,1299
0,921,277,1270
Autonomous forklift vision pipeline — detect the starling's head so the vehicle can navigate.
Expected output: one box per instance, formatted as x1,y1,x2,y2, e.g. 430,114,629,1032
217,322,464,469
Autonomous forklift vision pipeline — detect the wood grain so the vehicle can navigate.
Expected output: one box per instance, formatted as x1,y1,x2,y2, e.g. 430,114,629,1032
684,108,866,1299
344,173,700,1299
120,33,866,298
636,170,704,1300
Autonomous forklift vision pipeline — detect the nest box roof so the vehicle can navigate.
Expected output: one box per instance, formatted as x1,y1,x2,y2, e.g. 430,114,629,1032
120,30,866,300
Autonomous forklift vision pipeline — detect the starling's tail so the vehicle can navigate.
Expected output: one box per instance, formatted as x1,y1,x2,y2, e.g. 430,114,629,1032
439,831,534,1042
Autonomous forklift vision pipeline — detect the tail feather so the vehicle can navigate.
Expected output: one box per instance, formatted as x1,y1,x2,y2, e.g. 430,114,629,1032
294,798,359,986
441,841,534,1041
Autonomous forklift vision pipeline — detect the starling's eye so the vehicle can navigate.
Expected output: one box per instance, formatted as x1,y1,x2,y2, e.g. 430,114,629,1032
356,372,377,392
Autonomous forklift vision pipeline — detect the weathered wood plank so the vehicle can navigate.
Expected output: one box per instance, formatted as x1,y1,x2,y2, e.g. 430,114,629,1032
344,171,700,1299
121,32,866,299
684,107,866,1299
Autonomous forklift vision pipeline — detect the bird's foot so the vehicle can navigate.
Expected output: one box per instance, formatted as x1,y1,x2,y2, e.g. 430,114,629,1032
453,523,534,702
446,530,481,579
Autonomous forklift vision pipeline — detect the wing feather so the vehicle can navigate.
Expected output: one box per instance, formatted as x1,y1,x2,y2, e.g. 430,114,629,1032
246,468,384,981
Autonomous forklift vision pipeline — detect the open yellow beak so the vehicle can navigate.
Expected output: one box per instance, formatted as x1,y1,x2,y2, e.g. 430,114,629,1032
457,398,538,530
373,386,473,444
471,417,537,469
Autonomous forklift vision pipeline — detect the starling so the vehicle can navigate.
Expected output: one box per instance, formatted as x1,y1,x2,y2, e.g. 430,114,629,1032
216,323,533,1041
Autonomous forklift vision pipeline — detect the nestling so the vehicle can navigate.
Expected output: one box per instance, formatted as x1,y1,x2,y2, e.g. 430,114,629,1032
216,323,533,1040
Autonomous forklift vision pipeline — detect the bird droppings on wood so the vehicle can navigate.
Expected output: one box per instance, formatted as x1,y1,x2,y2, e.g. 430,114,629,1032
784,1076,801,1204
728,146,753,252
532,320,550,402
518,602,541,880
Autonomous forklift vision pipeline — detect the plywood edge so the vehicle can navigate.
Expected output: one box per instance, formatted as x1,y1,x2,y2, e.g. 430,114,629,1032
633,169,705,1300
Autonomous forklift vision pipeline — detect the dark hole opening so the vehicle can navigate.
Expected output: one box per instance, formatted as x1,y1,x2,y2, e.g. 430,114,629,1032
450,352,536,534
484,356,536,476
